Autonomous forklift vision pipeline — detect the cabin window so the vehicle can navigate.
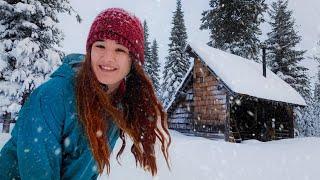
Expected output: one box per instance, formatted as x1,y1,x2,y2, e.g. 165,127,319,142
200,77,204,83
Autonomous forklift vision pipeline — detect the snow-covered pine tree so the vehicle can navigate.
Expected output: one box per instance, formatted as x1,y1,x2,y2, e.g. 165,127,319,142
161,0,190,109
265,0,312,136
143,20,153,79
150,39,161,98
200,0,267,61
312,59,320,136
266,0,310,99
296,43,320,137
266,0,315,136
298,99,317,136
315,68,320,104
314,40,320,106
0,0,80,124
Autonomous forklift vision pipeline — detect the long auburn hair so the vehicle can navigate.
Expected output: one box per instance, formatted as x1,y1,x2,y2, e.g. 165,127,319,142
75,51,171,176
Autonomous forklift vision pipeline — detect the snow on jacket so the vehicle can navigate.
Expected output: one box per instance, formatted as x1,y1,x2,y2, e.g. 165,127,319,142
0,54,120,180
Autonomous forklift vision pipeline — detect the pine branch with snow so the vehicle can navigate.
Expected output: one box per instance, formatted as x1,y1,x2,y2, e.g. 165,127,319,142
143,20,152,79
265,0,310,100
161,0,190,109
150,39,161,97
0,0,80,120
200,0,267,61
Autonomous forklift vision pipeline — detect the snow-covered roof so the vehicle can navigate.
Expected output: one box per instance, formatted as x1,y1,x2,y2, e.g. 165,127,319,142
181,41,306,106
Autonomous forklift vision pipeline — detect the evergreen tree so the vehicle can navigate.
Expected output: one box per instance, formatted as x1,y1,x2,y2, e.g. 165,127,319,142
315,69,320,103
0,0,80,122
266,0,312,137
200,0,267,61
265,0,310,99
150,39,161,97
312,61,320,136
161,0,189,109
297,46,320,137
143,20,152,79
314,41,320,103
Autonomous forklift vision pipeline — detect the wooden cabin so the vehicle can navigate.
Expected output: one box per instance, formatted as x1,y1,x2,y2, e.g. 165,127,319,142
166,41,306,142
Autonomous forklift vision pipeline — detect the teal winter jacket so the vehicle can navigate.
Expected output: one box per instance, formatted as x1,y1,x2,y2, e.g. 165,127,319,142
0,54,120,180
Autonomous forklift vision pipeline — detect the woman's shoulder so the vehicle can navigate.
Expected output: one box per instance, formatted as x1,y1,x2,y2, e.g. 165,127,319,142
35,62,79,99
33,75,75,102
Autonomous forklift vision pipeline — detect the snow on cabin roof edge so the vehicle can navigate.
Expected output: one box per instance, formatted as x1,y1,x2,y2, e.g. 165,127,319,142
185,40,306,106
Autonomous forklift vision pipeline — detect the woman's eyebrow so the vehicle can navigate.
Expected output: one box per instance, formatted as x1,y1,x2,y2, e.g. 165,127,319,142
115,42,126,48
116,44,129,51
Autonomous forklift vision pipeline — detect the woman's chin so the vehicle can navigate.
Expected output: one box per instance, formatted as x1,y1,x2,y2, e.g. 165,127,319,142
98,79,121,86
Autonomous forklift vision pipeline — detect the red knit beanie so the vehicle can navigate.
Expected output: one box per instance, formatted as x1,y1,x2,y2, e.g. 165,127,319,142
86,8,145,65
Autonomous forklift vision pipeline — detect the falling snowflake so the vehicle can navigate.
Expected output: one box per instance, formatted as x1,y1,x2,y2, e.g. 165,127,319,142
70,113,76,120
24,149,30,153
37,126,43,133
96,130,103,137
247,111,254,116
199,67,204,74
34,138,38,142
235,99,241,105
92,165,97,172
54,148,61,155
279,124,284,131
187,104,190,111
64,137,71,147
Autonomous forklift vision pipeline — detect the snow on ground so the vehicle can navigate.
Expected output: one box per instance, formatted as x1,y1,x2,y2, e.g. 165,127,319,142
1,130,319,180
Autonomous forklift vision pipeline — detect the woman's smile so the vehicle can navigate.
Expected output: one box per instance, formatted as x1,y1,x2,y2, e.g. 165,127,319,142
99,65,118,72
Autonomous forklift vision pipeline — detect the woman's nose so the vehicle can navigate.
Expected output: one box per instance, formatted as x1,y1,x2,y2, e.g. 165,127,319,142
102,48,116,62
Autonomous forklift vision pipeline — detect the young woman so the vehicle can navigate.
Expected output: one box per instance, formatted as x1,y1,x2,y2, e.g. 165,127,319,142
0,8,171,179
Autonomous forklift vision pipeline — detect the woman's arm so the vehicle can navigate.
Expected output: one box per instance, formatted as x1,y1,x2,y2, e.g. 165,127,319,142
0,79,66,180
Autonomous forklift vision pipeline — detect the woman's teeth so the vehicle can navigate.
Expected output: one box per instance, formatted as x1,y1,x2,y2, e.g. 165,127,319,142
99,65,117,71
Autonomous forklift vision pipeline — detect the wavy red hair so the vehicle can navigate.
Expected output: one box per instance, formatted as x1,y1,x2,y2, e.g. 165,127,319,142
75,51,171,176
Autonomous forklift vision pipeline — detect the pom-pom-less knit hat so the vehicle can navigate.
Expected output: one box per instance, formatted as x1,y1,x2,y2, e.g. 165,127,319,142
86,8,145,65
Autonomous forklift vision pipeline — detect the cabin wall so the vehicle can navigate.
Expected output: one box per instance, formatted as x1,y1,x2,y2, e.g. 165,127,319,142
193,58,227,136
167,75,194,134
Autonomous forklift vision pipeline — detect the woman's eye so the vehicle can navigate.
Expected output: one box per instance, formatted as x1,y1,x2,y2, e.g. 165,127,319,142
95,45,105,49
116,48,127,53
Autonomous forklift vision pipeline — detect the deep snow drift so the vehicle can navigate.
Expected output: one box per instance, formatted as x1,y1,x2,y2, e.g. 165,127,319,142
1,130,319,180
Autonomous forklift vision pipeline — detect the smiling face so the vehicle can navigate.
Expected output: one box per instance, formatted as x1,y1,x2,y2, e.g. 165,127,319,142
91,39,132,93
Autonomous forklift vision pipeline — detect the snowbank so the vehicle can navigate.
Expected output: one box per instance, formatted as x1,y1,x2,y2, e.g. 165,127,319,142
1,130,319,180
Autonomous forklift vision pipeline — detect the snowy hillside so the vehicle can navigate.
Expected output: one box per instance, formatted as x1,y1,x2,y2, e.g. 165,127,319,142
1,131,319,180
